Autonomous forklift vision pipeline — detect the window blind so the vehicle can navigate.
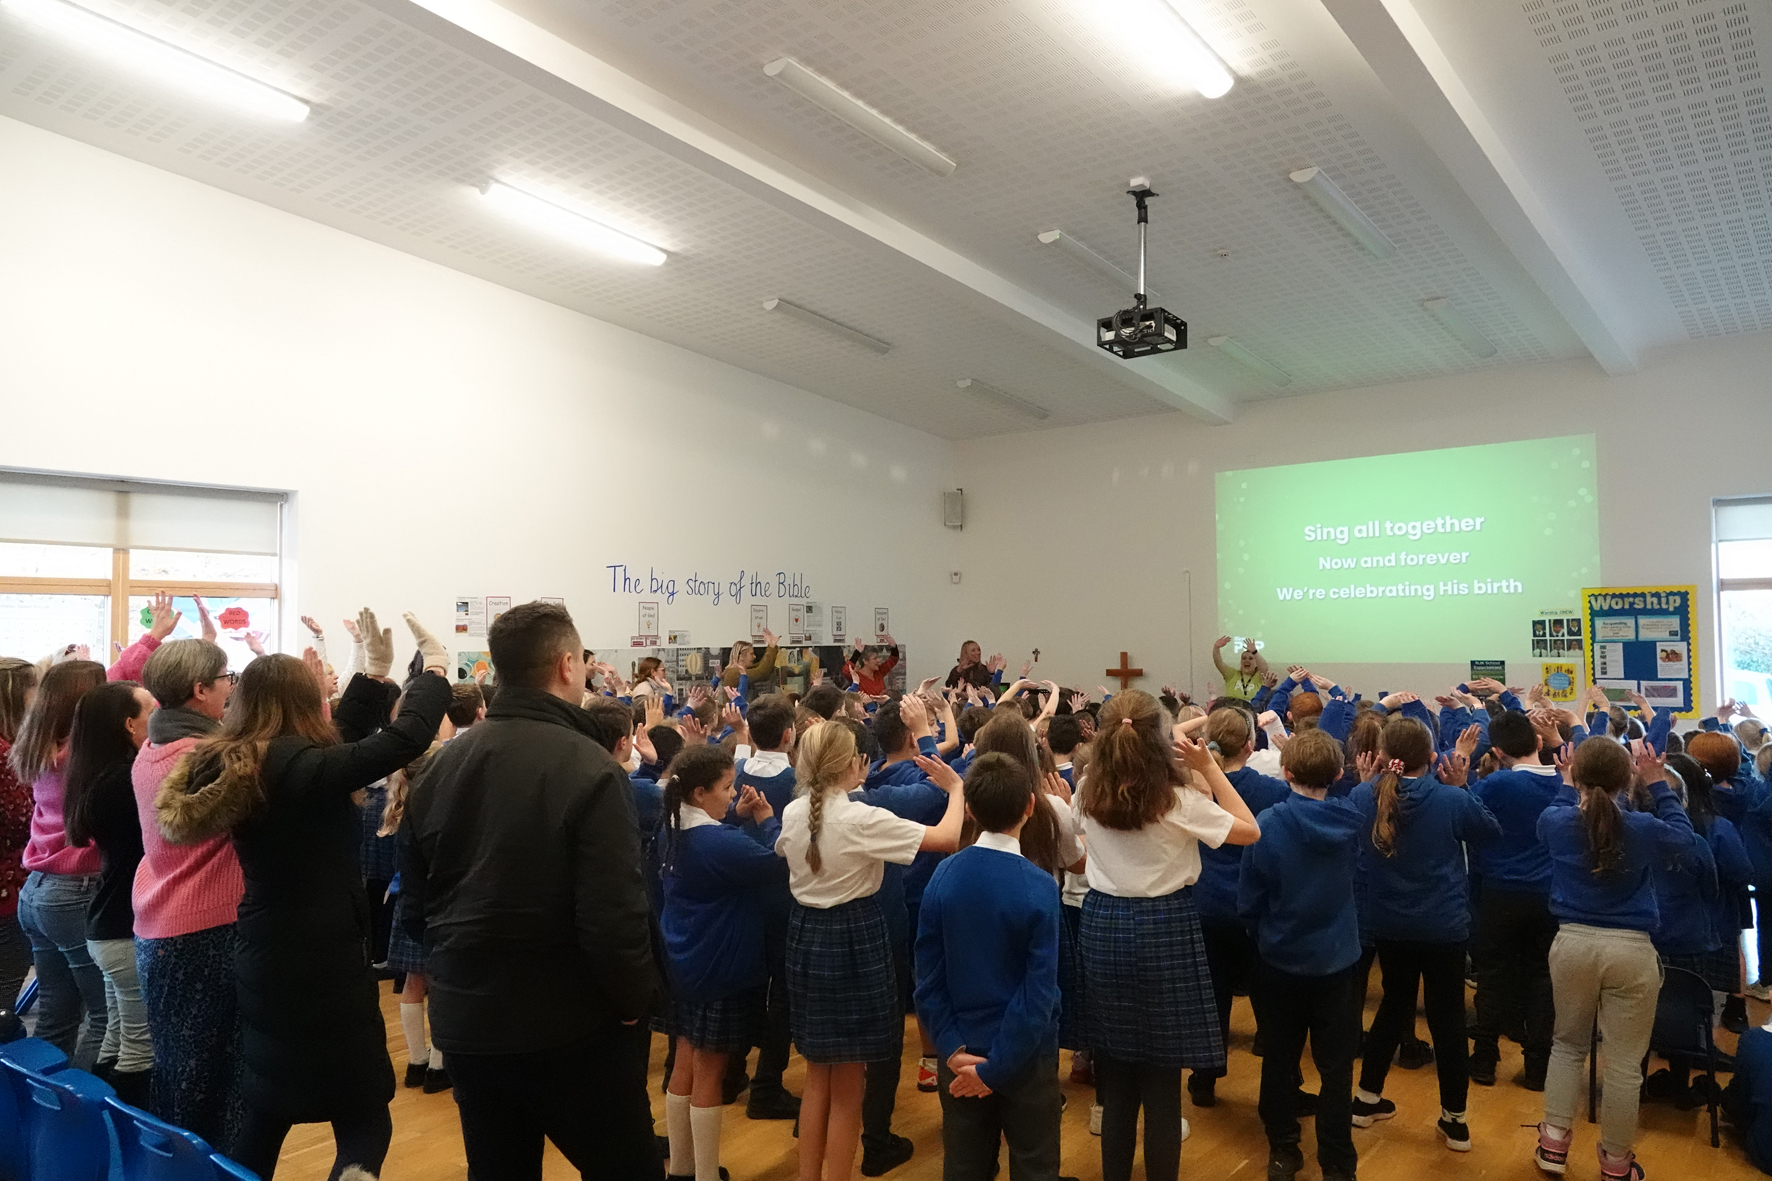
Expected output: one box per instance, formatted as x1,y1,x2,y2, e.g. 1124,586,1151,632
1717,497,1772,544
0,472,283,556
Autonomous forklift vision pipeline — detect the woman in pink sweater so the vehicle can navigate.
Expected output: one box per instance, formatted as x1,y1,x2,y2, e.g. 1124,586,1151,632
12,659,108,1069
0,660,40,1013
133,637,238,1148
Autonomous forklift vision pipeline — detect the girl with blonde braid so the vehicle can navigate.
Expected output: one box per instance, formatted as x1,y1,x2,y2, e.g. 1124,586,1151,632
776,720,964,1181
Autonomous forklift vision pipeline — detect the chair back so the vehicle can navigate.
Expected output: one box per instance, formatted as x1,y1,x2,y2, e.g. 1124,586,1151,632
207,1155,260,1180
1651,965,1715,1056
108,1096,217,1181
0,1060,115,1181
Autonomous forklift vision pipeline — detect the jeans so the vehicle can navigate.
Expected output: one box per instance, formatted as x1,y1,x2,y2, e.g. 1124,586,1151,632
1359,939,1469,1114
18,872,106,1069
1470,888,1557,1068
450,1023,662,1181
937,1054,1061,1181
1544,924,1662,1156
1252,956,1362,1175
87,937,153,1073
0,912,33,1011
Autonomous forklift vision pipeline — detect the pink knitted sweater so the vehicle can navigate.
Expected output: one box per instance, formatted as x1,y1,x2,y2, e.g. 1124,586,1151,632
131,738,242,940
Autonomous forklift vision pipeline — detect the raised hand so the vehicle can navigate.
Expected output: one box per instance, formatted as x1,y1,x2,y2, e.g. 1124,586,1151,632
1438,749,1470,787
760,628,778,647
914,754,963,794
634,725,658,767
1355,750,1379,783
341,617,363,645
1043,770,1072,807
1262,671,1279,689
1171,733,1215,775
644,695,665,732
689,685,711,709
147,591,182,641
193,595,217,643
1020,660,1032,678
987,653,1006,674
300,615,325,640
1455,723,1482,760
1630,739,1666,785
721,703,747,738
680,716,708,744
1214,636,1232,651
359,609,394,677
300,646,326,689
736,784,773,823
242,630,268,657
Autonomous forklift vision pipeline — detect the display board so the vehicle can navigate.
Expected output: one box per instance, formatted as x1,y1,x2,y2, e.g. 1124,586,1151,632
1582,585,1698,718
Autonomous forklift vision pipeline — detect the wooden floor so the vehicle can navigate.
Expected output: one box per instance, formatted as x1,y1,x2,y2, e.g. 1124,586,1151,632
279,983,1770,1180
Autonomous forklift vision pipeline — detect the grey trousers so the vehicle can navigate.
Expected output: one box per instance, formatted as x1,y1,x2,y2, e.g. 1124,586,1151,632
88,937,154,1073
1543,924,1662,1156
937,1054,1061,1181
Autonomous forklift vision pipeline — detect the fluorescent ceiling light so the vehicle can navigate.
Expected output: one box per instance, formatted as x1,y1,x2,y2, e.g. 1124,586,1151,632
956,378,1050,420
480,182,667,266
1289,167,1397,259
1036,229,1160,300
1207,336,1292,387
1112,1,1235,99
762,298,892,354
763,56,957,177
1423,297,1499,358
3,0,308,122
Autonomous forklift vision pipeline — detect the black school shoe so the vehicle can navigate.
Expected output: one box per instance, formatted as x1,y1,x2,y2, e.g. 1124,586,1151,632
1724,994,1750,1034
1396,1038,1435,1070
423,1066,452,1094
667,1171,729,1181
746,1085,801,1120
860,1134,914,1176
1188,1074,1217,1107
1267,1144,1305,1181
1470,1054,1499,1087
404,1062,428,1088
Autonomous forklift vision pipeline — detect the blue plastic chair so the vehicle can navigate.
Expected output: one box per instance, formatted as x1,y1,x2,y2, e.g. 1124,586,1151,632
11,984,34,1020
0,1039,68,1181
108,1096,219,1181
207,1156,258,1181
1,1058,115,1181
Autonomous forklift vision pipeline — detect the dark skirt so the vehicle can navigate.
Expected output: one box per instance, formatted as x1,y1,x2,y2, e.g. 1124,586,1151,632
1058,902,1085,1051
670,988,767,1054
385,892,426,976
1663,947,1740,995
786,895,898,1065
1080,886,1224,1070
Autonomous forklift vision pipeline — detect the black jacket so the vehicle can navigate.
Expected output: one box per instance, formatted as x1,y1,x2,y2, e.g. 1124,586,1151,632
399,686,660,1056
158,671,448,1120
83,761,143,942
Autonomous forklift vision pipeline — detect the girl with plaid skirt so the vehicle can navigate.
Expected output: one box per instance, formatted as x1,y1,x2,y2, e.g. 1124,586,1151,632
1076,690,1261,1181
776,720,966,1181
659,744,789,1181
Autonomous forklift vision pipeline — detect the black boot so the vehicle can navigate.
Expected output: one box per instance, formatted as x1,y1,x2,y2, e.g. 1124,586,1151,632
110,1068,152,1109
1724,994,1750,1035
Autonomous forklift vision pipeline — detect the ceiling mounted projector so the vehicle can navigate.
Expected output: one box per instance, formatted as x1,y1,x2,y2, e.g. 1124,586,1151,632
1095,178,1187,360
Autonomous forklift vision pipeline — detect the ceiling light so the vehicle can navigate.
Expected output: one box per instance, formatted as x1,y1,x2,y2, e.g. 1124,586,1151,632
479,182,667,266
955,378,1050,420
763,57,957,177
1423,297,1499,358
1207,336,1292,387
1036,230,1161,300
762,298,891,354
2,0,309,122
1289,167,1397,259
1113,1,1235,99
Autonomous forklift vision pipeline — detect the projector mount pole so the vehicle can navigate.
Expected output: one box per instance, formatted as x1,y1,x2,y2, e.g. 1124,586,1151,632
1129,180,1157,312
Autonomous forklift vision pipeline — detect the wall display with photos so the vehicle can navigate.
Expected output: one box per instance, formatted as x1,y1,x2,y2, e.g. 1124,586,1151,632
588,644,908,700
1582,585,1698,718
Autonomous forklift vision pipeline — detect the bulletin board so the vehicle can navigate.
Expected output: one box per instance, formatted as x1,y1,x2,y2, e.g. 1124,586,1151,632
1582,585,1699,719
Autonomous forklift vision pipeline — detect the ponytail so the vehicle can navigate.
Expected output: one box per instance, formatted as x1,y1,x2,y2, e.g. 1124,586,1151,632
796,721,859,874
1369,716,1434,858
659,745,736,872
1571,739,1633,877
1204,707,1252,771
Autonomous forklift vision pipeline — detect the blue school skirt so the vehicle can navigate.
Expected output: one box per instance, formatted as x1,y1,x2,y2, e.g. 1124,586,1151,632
385,890,426,976
1058,902,1085,1051
786,895,899,1065
667,988,767,1055
1080,886,1224,1071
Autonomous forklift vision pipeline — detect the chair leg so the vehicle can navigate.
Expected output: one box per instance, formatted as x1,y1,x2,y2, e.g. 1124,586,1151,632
1588,1022,1599,1125
1709,1042,1720,1149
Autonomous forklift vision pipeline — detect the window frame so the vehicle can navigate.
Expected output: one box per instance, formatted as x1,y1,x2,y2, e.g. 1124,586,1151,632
0,546,279,649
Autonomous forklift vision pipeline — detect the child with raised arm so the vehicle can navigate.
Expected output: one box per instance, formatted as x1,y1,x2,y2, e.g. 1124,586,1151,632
777,721,965,1181
1239,728,1364,1181
915,752,1064,1180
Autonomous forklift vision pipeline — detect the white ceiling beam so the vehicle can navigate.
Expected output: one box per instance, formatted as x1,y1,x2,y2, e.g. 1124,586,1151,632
1317,0,1641,376
378,0,1233,424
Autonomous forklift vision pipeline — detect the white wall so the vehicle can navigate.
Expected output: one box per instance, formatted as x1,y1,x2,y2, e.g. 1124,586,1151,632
0,116,959,677
951,334,1772,710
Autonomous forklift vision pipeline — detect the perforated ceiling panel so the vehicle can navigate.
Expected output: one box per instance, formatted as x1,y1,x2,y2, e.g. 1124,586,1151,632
523,0,1563,394
1526,0,1772,339
0,0,1170,439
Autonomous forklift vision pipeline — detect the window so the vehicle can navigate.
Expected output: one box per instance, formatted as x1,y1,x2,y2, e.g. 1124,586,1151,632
1716,497,1772,709
0,473,283,668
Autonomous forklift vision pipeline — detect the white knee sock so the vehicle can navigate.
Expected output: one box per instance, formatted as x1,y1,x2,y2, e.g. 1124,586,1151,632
398,1002,428,1068
665,1092,693,1176
430,1049,444,1073
689,1104,723,1181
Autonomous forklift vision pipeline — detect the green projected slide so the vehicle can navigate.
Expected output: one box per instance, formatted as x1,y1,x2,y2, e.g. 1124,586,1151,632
1215,436,1600,663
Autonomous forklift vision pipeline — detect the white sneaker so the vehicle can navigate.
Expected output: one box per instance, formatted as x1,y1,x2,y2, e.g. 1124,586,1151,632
1748,981,1771,1002
1089,1104,1103,1136
1180,1116,1191,1143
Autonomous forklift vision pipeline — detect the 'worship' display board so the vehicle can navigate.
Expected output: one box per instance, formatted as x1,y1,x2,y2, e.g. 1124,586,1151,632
1582,585,1699,718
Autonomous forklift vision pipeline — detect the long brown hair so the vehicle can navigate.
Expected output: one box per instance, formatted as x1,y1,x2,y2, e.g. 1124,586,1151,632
63,681,150,847
186,654,337,806
795,720,858,873
1080,689,1183,831
1369,716,1435,857
0,658,38,746
971,711,1061,873
9,660,105,783
1572,739,1633,877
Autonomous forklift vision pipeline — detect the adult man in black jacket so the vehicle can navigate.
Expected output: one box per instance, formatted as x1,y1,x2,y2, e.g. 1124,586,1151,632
399,601,661,1180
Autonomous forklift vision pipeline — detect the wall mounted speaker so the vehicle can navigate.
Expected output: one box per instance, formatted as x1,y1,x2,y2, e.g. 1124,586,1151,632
943,489,965,530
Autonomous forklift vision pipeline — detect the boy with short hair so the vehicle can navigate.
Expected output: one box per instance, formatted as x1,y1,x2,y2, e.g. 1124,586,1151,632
915,753,1062,1181
1239,728,1364,1181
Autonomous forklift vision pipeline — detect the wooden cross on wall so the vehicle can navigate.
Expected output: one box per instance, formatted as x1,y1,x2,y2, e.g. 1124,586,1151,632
1105,651,1144,690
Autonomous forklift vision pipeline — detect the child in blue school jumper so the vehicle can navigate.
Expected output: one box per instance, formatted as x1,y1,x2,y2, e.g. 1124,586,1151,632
721,695,803,1120
1189,706,1290,1108
775,719,965,1181
1239,728,1364,1181
659,744,788,1181
1535,740,1697,1181
1468,710,1566,1090
915,752,1064,1181
1350,715,1501,1152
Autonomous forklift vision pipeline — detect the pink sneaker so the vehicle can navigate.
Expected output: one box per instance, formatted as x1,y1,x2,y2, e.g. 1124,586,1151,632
1598,1147,1645,1181
1534,1124,1570,1176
